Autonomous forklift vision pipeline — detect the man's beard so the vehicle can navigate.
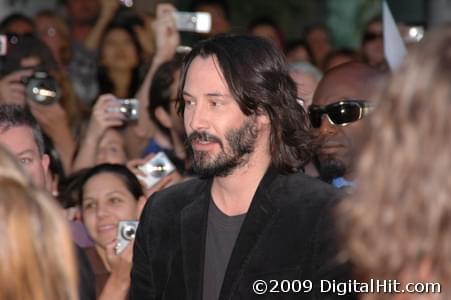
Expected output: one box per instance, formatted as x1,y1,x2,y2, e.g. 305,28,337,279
318,157,347,183
187,118,259,178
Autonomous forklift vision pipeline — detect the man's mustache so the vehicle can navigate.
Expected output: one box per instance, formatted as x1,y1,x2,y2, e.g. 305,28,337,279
187,131,223,147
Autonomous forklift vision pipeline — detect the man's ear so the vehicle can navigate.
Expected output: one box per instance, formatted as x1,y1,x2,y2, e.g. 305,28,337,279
41,153,50,177
256,110,270,127
155,107,173,128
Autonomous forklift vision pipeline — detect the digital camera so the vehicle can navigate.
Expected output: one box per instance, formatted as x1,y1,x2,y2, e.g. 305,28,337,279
115,220,139,254
137,152,176,188
110,98,139,121
172,11,211,33
0,34,6,56
21,71,61,105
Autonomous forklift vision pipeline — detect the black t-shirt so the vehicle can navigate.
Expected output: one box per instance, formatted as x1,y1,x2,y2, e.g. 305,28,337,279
202,200,246,300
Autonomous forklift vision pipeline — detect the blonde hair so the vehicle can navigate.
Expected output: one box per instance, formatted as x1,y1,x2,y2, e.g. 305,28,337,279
337,26,451,299
0,146,79,300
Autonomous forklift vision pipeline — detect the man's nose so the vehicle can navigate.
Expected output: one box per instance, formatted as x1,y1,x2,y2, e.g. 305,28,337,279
319,114,338,136
187,104,209,131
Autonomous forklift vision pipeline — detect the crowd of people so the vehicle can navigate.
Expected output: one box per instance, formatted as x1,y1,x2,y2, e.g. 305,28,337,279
0,0,449,299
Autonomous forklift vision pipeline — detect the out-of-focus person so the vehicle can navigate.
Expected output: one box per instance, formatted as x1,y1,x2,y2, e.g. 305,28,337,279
304,24,332,70
65,0,102,43
248,16,285,51
0,145,78,300
97,22,143,99
0,13,34,35
337,26,451,299
289,61,322,109
285,39,313,64
361,16,387,70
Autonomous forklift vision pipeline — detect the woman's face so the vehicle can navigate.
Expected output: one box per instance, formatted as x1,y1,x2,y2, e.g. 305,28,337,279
35,16,68,66
81,172,139,248
100,28,139,71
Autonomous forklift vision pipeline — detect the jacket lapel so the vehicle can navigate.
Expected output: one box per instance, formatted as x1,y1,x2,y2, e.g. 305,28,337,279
180,179,212,300
219,168,280,299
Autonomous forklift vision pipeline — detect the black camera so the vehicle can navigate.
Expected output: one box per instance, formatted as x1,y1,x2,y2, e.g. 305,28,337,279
21,71,61,105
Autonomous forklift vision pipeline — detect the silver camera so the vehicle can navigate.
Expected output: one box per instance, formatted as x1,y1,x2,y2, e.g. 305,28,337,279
137,152,176,188
0,34,6,56
115,220,139,254
114,98,139,121
22,71,61,105
172,11,211,33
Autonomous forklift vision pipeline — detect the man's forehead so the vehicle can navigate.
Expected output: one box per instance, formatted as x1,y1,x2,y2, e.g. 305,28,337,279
0,126,39,154
313,64,379,105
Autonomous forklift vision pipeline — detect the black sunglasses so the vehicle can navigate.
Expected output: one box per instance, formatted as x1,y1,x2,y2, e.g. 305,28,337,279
308,100,374,128
363,32,383,43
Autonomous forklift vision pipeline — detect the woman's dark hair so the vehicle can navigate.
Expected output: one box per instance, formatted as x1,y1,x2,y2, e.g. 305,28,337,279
97,23,142,98
78,164,143,206
0,33,58,77
0,13,34,33
177,34,317,173
148,53,185,138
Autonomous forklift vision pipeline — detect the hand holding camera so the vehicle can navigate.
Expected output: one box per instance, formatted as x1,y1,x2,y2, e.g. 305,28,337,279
88,94,128,141
104,223,134,282
127,152,181,198
0,69,32,104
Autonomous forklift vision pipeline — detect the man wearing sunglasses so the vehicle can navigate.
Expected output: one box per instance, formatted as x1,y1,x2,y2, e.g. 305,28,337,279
310,62,383,188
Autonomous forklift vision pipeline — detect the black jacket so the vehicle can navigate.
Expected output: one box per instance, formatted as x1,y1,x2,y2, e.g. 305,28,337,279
131,168,354,300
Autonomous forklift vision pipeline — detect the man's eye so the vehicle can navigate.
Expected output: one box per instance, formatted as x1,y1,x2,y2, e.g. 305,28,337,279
184,99,194,106
209,100,223,107
19,158,32,165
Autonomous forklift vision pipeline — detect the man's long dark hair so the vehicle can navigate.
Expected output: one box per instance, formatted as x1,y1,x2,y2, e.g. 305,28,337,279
177,34,317,173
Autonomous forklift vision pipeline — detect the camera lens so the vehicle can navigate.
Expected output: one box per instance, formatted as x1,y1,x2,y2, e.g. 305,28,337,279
150,161,168,178
121,225,136,240
24,72,60,105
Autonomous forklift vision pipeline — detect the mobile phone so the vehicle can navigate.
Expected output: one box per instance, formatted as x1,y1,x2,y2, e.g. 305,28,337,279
172,11,211,33
137,152,176,188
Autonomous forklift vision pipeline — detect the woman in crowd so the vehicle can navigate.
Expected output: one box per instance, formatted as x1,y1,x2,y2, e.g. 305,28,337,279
98,23,143,99
78,163,145,299
0,146,78,300
338,26,451,299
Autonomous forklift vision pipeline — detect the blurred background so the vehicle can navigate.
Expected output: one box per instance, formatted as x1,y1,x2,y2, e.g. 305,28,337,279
1,0,450,49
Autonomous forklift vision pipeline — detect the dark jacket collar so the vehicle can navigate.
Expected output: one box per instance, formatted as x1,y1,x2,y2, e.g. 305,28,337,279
180,167,280,300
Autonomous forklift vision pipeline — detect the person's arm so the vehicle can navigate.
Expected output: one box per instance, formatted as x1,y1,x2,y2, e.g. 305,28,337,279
73,94,125,171
124,4,180,158
29,101,77,174
84,0,120,51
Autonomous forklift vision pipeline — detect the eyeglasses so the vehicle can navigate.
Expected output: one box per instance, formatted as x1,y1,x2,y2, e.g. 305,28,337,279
308,100,374,128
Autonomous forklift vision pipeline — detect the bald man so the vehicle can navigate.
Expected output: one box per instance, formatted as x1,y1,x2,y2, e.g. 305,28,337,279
310,62,384,187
